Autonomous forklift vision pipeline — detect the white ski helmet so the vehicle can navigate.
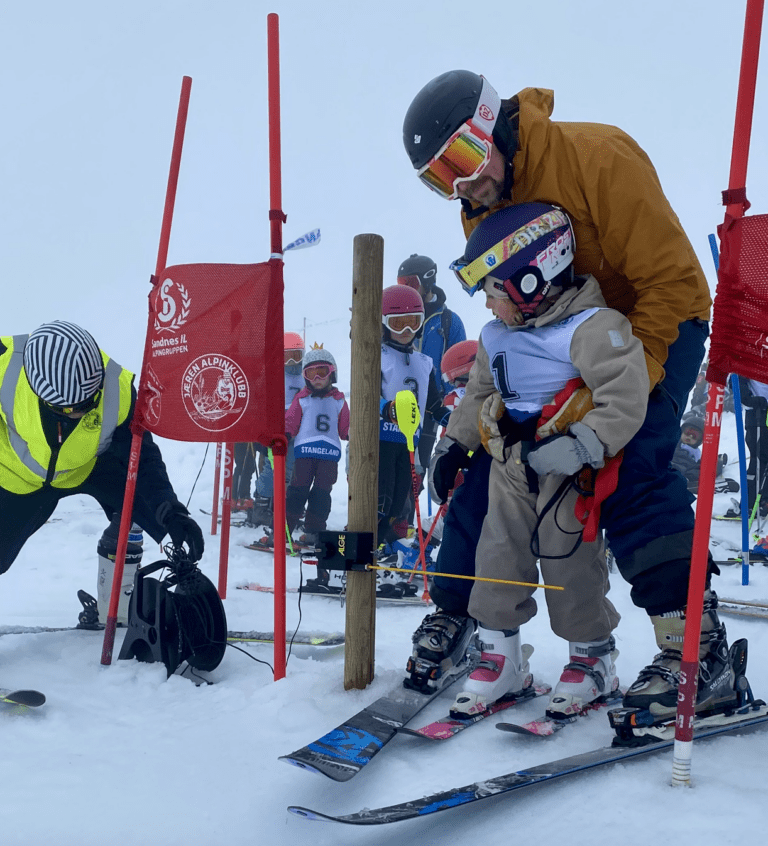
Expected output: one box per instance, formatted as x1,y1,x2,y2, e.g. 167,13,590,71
23,320,104,406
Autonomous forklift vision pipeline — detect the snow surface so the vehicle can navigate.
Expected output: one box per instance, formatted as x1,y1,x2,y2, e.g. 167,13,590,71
1,407,767,846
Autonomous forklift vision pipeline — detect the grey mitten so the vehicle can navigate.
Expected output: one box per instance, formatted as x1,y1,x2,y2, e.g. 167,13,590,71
526,421,605,477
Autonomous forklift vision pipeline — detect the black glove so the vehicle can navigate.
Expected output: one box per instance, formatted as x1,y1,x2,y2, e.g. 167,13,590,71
156,501,205,562
430,440,470,503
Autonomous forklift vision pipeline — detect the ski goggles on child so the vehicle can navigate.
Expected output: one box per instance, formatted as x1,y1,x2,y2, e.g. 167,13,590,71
449,256,488,297
383,312,424,335
284,350,303,366
44,390,102,417
304,363,332,380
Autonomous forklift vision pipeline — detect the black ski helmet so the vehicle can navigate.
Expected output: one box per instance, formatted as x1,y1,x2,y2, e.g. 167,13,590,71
403,70,515,170
681,409,705,447
397,254,438,293
455,202,575,317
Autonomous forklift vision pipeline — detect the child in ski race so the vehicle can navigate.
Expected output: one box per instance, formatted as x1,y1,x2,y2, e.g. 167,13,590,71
432,203,649,720
376,285,436,596
394,339,481,583
402,70,746,725
280,344,349,547
249,331,306,527
671,409,731,496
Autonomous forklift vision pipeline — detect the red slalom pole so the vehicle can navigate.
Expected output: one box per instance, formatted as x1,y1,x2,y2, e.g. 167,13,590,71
672,0,764,785
217,443,233,599
101,76,192,666
267,13,287,681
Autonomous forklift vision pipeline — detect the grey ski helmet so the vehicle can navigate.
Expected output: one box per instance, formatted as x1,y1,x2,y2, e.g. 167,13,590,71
23,320,104,406
397,254,438,293
302,344,337,385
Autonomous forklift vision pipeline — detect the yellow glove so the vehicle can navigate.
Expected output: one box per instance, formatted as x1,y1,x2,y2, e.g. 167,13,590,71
536,384,594,440
479,393,508,462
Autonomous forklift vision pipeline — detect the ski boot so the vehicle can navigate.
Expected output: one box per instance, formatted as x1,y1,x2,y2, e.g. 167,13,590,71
404,611,478,693
376,538,409,565
450,626,533,717
376,568,418,598
611,591,751,743
76,590,105,631
302,568,337,594
246,496,273,528
546,637,620,719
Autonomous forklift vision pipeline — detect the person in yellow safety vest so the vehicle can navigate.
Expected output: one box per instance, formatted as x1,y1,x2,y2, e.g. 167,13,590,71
0,321,204,578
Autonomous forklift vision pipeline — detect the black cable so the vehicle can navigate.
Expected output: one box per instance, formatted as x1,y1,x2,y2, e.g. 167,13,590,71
185,443,210,510
285,557,305,668
529,475,584,560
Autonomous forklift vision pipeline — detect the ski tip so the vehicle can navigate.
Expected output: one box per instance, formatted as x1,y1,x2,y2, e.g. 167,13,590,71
1,689,46,708
287,806,332,822
279,755,324,776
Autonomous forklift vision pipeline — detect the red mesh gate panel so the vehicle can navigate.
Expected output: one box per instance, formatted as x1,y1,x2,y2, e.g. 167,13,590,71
709,214,768,386
134,260,285,444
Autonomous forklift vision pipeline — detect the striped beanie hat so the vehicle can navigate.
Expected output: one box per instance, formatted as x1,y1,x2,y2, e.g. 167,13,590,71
23,321,105,406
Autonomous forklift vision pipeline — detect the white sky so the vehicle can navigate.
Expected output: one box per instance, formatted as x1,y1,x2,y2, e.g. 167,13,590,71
1,0,765,382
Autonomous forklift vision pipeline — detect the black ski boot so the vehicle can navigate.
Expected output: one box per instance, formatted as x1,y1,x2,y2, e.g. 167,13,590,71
76,590,105,630
404,611,477,693
246,496,273,528
621,591,743,721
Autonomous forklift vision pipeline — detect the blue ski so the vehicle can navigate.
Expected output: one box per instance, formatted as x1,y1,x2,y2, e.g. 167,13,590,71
288,703,768,825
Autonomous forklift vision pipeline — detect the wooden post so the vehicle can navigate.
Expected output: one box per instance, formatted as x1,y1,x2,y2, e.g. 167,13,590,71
344,234,383,690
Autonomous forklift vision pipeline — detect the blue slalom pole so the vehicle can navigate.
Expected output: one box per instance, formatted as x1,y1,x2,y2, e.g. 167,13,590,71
709,232,749,584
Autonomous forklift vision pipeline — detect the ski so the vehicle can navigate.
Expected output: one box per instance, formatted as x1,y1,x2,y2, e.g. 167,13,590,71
718,600,768,621
288,702,768,825
280,668,470,781
237,582,432,607
244,540,316,556
496,688,624,737
397,683,551,741
199,509,250,528
226,630,344,646
0,688,46,709
0,624,343,647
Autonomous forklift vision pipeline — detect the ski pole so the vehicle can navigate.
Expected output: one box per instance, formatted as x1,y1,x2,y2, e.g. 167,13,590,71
394,390,430,600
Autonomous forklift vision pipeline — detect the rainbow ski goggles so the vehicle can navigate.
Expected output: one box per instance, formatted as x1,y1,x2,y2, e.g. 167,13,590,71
415,77,500,200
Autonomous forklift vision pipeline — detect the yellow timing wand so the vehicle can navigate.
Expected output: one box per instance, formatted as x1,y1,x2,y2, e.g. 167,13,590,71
393,390,431,601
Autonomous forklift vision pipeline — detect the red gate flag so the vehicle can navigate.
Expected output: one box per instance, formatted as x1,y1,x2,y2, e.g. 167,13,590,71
133,261,285,444
708,214,768,387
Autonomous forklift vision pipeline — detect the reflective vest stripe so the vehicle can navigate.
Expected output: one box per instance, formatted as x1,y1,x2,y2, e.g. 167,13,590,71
97,358,122,456
0,336,49,479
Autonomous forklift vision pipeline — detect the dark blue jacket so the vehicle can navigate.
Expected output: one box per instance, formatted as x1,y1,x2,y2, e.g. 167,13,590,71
414,286,466,401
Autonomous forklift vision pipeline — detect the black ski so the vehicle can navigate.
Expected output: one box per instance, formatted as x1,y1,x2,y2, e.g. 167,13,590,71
280,670,469,781
288,703,768,825
0,688,46,708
